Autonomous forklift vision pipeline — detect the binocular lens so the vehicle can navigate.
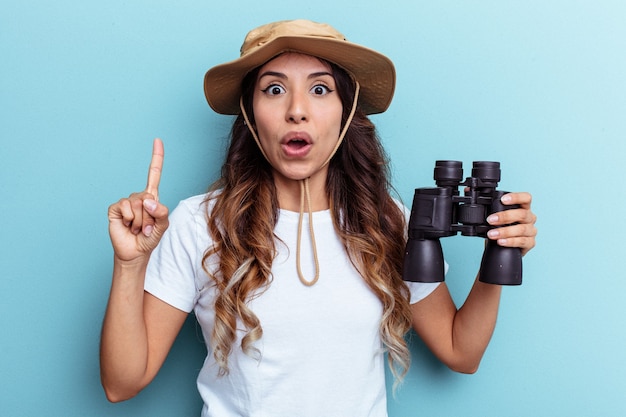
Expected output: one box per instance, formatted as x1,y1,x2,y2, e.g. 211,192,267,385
471,161,501,183
434,160,463,185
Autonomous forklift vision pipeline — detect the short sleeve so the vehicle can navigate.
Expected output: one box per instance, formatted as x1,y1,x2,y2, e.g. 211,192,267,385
406,281,439,304
405,261,448,304
144,197,206,313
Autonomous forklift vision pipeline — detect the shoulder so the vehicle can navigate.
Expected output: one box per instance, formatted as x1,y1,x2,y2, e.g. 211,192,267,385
390,197,410,222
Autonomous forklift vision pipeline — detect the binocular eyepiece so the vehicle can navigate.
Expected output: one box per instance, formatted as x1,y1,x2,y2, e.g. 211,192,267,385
402,161,522,285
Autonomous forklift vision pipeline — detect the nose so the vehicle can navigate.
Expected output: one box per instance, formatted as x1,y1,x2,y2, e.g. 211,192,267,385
286,90,308,123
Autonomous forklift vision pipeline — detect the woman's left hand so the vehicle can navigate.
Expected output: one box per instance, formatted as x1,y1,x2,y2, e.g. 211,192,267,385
486,192,537,256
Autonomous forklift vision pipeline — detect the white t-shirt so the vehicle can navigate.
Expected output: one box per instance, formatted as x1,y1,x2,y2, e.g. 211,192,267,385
145,194,440,417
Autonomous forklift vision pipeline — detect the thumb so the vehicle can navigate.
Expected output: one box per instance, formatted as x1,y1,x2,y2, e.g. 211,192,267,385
142,198,169,239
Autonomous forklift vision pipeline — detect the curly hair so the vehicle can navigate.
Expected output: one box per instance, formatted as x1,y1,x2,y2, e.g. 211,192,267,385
202,58,413,384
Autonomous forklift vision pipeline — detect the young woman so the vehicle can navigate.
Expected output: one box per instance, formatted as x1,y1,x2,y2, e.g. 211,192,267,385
100,19,537,416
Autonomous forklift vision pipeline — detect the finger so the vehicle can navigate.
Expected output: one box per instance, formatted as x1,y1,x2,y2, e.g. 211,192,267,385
488,223,537,240
146,138,164,200
143,199,169,239
143,198,168,219
141,208,155,237
129,197,145,235
487,223,537,256
494,236,536,255
487,208,516,226
140,198,162,238
128,191,161,237
501,192,532,208
108,199,132,231
488,208,535,226
118,199,135,227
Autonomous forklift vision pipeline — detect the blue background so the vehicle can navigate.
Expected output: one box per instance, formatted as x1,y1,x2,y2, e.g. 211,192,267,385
2,1,625,416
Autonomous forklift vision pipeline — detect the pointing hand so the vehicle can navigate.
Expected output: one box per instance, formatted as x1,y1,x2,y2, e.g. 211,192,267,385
108,139,170,263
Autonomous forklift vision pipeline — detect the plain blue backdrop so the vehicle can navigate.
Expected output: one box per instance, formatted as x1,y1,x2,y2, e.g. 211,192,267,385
2,1,625,416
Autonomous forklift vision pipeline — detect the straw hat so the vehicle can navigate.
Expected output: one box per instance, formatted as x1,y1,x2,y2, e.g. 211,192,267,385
204,19,396,115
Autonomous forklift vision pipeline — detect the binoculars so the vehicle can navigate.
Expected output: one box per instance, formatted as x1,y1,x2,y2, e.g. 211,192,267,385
402,160,522,285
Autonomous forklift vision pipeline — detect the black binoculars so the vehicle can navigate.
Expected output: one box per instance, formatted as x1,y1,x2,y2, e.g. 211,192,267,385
402,160,522,285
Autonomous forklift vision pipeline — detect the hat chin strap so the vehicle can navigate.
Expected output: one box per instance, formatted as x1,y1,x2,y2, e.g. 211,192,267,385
239,82,361,286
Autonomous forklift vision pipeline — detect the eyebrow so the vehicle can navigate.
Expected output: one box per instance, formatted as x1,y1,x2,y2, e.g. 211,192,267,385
258,71,334,81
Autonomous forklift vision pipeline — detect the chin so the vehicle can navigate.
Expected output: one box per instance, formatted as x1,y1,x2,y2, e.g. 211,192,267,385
275,165,315,181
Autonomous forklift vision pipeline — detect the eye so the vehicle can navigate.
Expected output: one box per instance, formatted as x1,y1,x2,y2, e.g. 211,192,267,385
261,84,285,96
310,84,333,96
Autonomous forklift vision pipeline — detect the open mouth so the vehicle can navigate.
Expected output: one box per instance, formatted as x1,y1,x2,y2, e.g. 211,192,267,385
281,134,312,157
287,138,309,149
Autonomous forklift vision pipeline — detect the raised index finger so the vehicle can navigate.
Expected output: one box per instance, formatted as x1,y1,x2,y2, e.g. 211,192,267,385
146,138,164,200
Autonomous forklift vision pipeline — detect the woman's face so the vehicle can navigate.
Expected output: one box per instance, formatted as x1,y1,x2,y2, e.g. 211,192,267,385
252,53,343,185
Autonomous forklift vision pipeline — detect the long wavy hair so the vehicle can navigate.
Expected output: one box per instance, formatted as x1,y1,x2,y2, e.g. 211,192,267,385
202,57,413,384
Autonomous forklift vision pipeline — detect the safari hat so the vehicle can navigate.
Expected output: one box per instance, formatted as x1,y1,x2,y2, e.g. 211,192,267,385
204,19,396,115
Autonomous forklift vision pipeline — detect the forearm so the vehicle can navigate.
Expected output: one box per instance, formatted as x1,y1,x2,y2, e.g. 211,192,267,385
100,258,150,401
101,139,179,401
450,278,502,373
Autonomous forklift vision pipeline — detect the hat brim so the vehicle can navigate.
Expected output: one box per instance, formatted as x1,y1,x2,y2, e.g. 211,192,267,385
204,35,396,115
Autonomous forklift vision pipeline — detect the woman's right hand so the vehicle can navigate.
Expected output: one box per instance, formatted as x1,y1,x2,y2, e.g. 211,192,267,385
107,138,170,263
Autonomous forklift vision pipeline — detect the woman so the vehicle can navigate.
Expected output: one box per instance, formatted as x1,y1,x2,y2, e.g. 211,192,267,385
101,19,537,416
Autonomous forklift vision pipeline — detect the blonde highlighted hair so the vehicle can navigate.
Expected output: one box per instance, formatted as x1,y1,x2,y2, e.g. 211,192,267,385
202,60,412,384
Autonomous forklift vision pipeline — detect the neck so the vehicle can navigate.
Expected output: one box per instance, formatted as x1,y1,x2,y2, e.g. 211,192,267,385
274,170,329,212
